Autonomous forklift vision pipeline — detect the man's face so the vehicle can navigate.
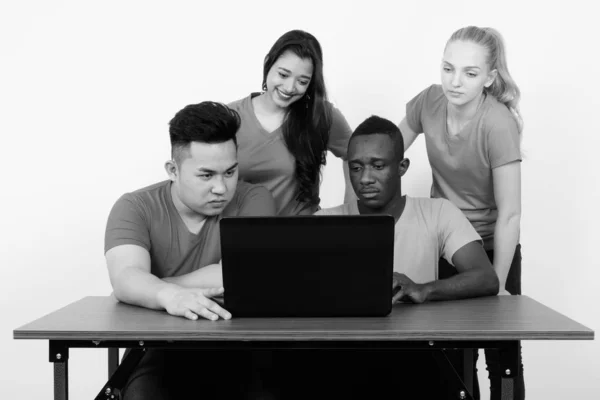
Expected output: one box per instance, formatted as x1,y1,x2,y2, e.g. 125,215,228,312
171,140,238,217
348,134,400,210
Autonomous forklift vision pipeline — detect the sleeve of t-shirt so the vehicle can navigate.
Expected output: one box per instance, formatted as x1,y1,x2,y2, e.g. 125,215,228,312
486,108,522,168
436,199,483,266
237,185,277,216
405,85,435,134
327,103,353,160
104,194,151,254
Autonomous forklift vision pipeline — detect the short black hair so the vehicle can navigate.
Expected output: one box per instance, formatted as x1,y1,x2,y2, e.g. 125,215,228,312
350,115,404,160
169,102,240,164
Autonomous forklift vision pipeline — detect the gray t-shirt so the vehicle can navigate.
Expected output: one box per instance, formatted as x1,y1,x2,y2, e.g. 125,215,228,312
406,84,521,249
104,180,275,278
229,94,352,216
316,197,481,283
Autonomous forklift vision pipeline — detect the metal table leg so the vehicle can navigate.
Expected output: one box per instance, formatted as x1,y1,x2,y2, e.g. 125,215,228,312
50,341,69,400
463,348,474,395
499,341,519,400
108,348,119,378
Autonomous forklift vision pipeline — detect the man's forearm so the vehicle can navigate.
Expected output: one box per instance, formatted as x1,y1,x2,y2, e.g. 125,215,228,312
421,268,499,302
163,263,223,289
112,267,180,311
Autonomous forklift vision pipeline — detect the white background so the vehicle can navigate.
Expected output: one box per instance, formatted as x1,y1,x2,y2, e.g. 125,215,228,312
1,1,598,398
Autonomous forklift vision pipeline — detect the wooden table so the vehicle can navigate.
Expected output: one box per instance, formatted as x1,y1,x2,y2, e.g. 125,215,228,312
13,295,594,400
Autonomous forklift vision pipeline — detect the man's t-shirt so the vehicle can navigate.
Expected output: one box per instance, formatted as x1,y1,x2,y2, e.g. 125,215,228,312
405,84,521,249
104,180,275,278
316,197,481,283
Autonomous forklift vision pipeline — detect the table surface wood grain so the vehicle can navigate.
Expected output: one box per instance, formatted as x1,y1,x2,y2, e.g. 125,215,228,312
13,295,594,342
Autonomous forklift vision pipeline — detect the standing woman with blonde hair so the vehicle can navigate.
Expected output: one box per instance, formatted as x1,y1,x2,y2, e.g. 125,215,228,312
399,26,525,399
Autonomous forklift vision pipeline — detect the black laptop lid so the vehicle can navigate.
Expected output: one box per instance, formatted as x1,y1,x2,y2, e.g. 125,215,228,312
220,215,394,317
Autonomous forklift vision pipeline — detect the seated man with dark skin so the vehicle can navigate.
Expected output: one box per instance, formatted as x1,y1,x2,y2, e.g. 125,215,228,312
287,115,499,399
317,115,499,303
104,102,276,399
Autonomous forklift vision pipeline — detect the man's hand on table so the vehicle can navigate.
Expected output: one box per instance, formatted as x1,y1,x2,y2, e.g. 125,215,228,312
392,272,429,304
157,286,232,321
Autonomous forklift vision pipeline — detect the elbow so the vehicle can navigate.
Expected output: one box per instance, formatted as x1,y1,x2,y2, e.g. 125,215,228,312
498,210,521,227
108,269,131,304
110,280,127,303
485,270,500,296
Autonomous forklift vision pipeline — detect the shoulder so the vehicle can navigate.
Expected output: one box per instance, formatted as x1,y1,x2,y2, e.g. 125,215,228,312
115,181,170,210
481,95,519,132
235,180,271,200
408,195,447,208
408,196,461,218
129,180,170,196
426,84,445,98
315,203,355,216
227,94,254,113
406,85,446,124
325,100,343,115
325,100,350,128
323,100,353,158
411,84,445,104
423,84,446,109
322,99,351,123
224,181,274,215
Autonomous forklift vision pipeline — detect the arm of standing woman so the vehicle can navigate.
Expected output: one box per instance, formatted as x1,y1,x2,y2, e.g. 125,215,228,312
327,104,357,204
399,117,420,152
492,161,521,294
343,161,356,203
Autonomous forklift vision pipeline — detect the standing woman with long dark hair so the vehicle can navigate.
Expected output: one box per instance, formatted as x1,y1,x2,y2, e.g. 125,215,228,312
228,29,353,216
227,30,353,397
398,26,525,399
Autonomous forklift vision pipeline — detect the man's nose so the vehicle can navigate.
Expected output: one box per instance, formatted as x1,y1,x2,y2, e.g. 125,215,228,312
211,176,226,194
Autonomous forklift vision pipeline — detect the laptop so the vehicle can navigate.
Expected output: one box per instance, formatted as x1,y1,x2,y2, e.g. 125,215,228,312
220,215,394,318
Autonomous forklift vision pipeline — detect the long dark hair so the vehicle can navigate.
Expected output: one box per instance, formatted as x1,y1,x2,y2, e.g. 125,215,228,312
262,30,332,205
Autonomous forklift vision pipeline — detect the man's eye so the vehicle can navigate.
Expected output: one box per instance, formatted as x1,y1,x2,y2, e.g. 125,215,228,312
199,174,212,180
225,170,236,177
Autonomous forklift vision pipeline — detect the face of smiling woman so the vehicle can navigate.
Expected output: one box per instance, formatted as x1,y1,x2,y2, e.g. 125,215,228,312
263,50,314,110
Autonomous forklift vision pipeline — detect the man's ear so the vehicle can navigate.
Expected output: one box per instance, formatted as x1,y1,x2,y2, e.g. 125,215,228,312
398,157,410,177
164,160,178,181
485,69,498,88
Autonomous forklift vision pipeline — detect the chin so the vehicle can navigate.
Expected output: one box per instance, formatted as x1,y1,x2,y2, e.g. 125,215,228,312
271,91,299,108
199,206,227,217
360,198,384,209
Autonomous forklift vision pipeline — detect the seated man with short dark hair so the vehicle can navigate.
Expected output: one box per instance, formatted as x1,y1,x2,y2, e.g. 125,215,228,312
317,115,498,302
303,115,499,399
104,101,276,399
